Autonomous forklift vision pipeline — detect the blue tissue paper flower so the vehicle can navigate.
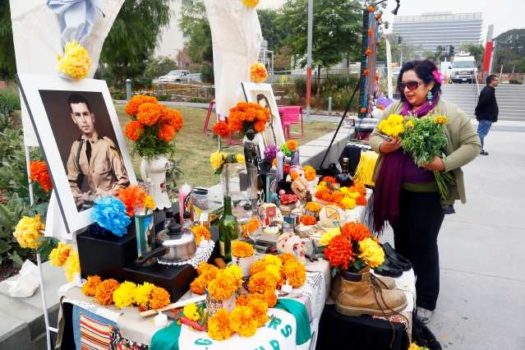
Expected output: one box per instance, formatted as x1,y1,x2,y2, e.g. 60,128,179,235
92,196,131,237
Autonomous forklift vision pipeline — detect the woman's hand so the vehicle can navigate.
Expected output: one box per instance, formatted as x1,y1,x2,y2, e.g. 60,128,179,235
379,137,402,154
422,156,445,171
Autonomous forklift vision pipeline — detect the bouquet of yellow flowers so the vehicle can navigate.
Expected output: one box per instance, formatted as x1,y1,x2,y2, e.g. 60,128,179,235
401,114,454,200
377,114,405,138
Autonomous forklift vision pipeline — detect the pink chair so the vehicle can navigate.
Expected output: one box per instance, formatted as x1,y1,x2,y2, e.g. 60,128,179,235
278,106,304,139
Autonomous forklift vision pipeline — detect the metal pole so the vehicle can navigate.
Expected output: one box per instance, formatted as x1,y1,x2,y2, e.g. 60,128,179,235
385,36,393,99
126,78,132,100
305,0,313,121
328,96,332,115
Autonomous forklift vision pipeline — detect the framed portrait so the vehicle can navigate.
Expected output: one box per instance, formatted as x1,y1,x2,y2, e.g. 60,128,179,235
17,74,137,233
241,82,286,150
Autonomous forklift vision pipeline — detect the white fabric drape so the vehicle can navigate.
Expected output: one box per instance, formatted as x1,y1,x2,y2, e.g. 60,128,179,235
203,0,263,119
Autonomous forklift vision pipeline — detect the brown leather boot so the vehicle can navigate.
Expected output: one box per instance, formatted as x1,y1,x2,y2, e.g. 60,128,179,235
335,269,407,317
331,268,396,300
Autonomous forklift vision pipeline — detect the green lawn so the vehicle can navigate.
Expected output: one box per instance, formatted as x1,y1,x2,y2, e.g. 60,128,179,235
115,104,334,188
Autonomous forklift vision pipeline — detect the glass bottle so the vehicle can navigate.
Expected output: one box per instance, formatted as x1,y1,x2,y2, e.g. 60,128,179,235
219,195,240,263
336,157,353,187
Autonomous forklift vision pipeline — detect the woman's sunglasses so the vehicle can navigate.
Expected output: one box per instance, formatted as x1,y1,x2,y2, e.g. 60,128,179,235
398,81,423,91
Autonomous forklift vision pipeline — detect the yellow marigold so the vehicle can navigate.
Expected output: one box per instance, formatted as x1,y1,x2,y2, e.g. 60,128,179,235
57,40,92,79
224,264,243,288
358,238,385,268
49,242,72,267
64,251,80,282
197,262,218,276
191,225,211,245
248,271,278,294
340,197,356,210
434,115,448,125
137,102,163,126
305,201,322,212
303,165,317,181
283,261,307,288
236,153,245,163
95,279,120,305
183,302,200,322
286,139,298,152
232,240,255,258
262,254,283,269
319,227,341,246
208,308,234,340
246,296,269,327
249,62,267,82
210,151,225,170
405,119,415,129
13,214,44,249
113,281,137,309
208,271,238,301
230,305,258,337
149,286,171,310
144,195,156,210
82,275,102,297
133,282,155,309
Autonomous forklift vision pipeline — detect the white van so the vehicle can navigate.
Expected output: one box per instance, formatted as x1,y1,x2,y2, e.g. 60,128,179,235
449,54,477,84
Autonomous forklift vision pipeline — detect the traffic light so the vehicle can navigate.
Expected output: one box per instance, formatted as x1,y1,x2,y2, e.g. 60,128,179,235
449,45,455,57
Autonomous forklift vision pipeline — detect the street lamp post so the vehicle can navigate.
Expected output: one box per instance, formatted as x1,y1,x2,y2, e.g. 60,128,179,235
305,0,313,121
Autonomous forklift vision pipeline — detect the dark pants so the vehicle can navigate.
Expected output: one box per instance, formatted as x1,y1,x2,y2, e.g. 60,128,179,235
391,190,445,310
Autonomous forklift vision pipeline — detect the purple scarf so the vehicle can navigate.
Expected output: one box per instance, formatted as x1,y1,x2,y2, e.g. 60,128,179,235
373,95,439,233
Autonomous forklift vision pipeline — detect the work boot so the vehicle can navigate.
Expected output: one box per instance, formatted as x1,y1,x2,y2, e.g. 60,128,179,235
331,268,396,301
335,269,407,317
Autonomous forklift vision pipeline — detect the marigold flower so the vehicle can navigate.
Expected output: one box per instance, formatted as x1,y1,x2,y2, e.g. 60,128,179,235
82,275,102,296
149,286,170,310
136,102,163,126
358,238,385,268
278,253,298,266
133,282,155,309
250,62,268,82
113,281,137,309
208,309,233,340
341,222,371,241
95,279,120,305
183,302,201,322
158,123,176,142
236,153,245,164
232,240,255,258
356,195,367,206
125,121,144,141
208,268,240,301
192,225,211,245
303,165,317,181
213,120,230,137
319,227,341,246
242,0,260,9
209,151,225,170
57,40,91,79
190,276,208,295
161,108,184,132
246,296,269,327
300,215,317,226
340,197,356,210
434,115,448,125
324,234,353,270
248,271,279,294
49,242,72,267
144,195,156,210
125,95,158,116
117,185,147,217
283,261,306,288
29,160,52,192
230,305,258,337
13,214,44,249
305,201,322,212
64,251,80,282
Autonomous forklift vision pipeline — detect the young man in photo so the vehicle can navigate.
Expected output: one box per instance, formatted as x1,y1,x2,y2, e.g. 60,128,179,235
66,94,129,209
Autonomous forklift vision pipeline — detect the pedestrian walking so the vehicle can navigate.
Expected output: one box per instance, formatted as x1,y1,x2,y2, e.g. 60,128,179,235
475,74,499,155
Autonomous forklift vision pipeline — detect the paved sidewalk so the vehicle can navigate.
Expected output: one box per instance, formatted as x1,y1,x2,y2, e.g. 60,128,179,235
382,125,525,349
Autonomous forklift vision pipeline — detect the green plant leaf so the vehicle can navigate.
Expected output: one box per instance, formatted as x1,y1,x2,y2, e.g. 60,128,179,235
0,239,9,255
9,251,24,266
36,237,59,261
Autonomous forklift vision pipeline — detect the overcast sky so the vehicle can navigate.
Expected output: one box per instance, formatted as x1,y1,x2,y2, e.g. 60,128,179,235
260,0,525,39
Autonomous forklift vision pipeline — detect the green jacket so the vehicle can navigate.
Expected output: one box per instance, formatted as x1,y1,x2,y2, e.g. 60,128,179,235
369,99,481,206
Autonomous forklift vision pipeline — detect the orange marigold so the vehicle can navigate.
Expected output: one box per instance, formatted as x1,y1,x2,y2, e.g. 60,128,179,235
125,120,144,141
230,305,258,337
283,261,307,288
82,275,102,297
136,102,162,126
29,160,52,192
191,225,211,245
213,120,230,137
356,195,367,206
161,108,184,132
263,289,277,307
286,140,298,152
196,262,218,276
322,176,337,184
305,201,322,212
158,123,176,142
278,253,298,266
190,276,208,295
149,286,170,309
208,309,234,340
208,269,239,300
125,95,158,116
232,240,255,258
300,215,317,226
304,165,317,181
248,271,278,294
246,297,269,327
341,222,371,242
324,235,353,270
254,120,266,133
94,279,120,305
117,185,147,217
250,62,268,83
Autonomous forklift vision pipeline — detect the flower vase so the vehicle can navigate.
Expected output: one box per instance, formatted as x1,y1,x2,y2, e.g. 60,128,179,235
206,291,236,318
134,210,154,258
140,155,171,210
232,255,257,277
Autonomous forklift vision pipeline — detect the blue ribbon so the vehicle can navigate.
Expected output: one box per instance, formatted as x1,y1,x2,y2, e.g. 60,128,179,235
47,0,102,46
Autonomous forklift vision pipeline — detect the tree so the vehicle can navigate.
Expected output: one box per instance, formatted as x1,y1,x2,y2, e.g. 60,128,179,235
277,0,362,95
144,56,178,81
99,0,171,86
460,44,484,68
494,29,525,72
180,0,214,83
258,9,287,51
0,1,16,80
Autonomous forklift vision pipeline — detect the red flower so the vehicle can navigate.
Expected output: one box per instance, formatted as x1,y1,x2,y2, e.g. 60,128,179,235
30,160,52,192
213,121,230,137
324,235,353,270
341,222,371,242
125,121,144,141
158,123,176,142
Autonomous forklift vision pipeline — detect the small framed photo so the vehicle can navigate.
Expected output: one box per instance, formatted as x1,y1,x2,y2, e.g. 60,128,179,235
241,82,286,150
17,74,137,233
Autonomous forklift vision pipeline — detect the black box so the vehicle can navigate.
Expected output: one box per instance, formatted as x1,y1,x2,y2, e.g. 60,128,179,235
77,225,137,280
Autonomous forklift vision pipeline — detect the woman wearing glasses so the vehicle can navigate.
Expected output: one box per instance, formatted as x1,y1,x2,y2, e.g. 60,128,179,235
369,60,480,324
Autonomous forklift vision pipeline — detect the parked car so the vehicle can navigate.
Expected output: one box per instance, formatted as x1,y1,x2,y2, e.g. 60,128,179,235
449,54,477,84
157,69,190,83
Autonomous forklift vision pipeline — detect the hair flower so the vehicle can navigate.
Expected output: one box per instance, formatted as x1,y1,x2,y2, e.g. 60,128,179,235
92,196,131,236
432,69,442,84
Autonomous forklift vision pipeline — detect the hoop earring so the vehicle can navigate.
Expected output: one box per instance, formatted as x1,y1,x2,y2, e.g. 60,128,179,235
427,90,433,105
